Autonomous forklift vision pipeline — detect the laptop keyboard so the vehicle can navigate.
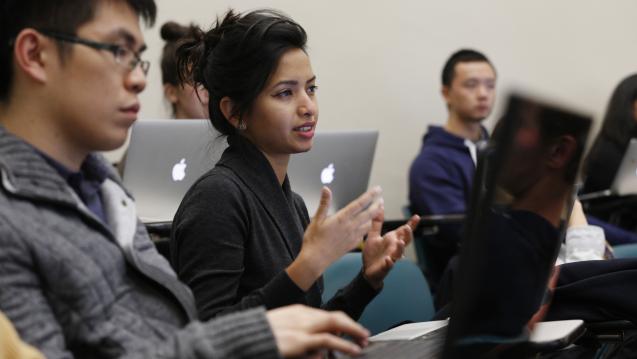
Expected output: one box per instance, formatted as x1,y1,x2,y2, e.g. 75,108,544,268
336,326,447,359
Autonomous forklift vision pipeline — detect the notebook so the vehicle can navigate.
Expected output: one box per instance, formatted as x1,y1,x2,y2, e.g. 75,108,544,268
121,119,227,223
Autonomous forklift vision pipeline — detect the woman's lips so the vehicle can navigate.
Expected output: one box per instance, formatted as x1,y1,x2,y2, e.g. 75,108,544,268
293,123,315,139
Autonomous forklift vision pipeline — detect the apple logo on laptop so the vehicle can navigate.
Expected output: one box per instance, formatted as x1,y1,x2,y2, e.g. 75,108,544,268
172,158,187,181
321,163,335,185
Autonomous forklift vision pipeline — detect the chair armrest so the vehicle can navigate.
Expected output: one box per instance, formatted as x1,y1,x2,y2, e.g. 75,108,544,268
585,320,636,331
415,214,466,236
145,221,172,237
381,214,467,235
580,320,636,344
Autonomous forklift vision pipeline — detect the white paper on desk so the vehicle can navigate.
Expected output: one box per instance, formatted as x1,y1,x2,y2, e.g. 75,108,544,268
370,320,449,342
529,320,584,344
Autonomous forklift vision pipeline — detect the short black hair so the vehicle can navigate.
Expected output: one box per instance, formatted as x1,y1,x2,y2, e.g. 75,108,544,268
177,9,307,136
441,49,494,87
537,105,591,184
0,0,156,102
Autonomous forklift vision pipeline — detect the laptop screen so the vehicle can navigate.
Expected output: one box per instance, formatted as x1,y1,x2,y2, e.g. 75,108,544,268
123,124,376,222
611,138,637,195
443,94,592,357
287,130,378,215
122,119,227,223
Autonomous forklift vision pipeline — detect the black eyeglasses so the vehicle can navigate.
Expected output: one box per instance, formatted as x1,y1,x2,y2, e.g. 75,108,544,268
38,30,150,75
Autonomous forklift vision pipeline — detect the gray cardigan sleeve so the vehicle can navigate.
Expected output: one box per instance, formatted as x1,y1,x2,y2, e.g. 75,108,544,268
0,224,72,359
150,308,280,359
0,221,280,359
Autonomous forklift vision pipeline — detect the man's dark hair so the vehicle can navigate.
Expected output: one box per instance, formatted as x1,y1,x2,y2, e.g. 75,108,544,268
0,0,156,102
538,106,591,184
177,9,307,136
441,49,494,87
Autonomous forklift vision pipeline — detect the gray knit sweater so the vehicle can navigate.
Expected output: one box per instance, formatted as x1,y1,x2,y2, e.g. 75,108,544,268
0,126,280,359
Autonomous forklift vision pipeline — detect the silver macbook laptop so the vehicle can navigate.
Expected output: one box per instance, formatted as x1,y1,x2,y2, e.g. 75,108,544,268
288,130,378,215
610,138,637,195
123,124,376,222
579,138,637,200
121,119,227,223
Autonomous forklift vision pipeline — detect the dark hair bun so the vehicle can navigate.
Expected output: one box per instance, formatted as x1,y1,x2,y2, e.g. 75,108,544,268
161,21,190,42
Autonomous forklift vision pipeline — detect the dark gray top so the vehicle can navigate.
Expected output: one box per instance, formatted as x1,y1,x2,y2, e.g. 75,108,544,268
171,134,379,321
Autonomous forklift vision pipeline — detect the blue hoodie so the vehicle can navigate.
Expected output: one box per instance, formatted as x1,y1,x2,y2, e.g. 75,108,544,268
407,126,488,289
409,126,484,216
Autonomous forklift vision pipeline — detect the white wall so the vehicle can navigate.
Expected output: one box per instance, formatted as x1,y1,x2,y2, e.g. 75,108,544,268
110,0,637,219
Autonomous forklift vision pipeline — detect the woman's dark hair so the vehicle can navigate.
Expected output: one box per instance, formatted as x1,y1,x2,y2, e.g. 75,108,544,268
176,9,307,136
595,74,637,148
160,21,200,86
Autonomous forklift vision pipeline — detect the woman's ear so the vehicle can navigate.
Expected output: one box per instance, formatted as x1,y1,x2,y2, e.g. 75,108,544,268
164,83,178,104
220,96,240,128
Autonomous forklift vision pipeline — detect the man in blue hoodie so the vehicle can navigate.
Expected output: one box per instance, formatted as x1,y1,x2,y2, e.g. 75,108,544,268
408,49,496,287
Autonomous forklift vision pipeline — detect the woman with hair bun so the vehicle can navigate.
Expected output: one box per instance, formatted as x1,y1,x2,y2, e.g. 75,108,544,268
170,9,419,321
581,74,637,231
583,74,637,194
160,21,208,119
116,21,208,175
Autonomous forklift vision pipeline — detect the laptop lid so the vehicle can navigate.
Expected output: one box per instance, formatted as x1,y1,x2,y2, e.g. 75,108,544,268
442,94,592,357
610,138,637,196
287,130,378,215
122,119,227,223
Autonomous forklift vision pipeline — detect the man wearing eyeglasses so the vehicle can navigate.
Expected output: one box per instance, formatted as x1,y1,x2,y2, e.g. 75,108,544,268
0,1,371,358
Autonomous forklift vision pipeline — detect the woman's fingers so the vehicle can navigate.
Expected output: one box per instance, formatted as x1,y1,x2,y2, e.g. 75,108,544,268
312,186,332,221
340,186,382,218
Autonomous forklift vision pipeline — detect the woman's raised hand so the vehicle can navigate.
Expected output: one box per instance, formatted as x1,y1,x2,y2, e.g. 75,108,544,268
287,186,383,290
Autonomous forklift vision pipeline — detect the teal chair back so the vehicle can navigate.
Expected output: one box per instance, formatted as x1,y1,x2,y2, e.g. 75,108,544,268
613,243,637,258
322,253,435,335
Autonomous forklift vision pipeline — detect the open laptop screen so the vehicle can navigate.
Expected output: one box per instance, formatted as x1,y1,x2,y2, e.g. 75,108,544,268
443,94,592,357
122,119,227,223
287,130,378,214
610,138,637,196
123,124,376,222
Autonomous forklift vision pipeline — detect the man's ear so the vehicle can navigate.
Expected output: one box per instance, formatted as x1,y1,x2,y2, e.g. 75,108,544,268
441,85,450,102
546,135,577,170
219,96,240,128
12,29,51,85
